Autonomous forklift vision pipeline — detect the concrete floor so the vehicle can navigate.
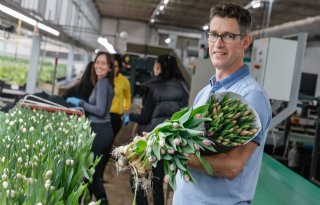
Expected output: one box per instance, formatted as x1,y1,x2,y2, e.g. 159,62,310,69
102,121,174,205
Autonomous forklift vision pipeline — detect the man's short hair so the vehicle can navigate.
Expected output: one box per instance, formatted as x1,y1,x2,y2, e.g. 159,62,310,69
210,2,252,34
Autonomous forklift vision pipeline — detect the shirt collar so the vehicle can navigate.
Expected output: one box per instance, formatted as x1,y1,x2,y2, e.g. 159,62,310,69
209,64,250,91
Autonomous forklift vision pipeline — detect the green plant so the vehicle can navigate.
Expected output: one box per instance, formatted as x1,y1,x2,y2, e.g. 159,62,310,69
0,106,99,205
0,55,67,86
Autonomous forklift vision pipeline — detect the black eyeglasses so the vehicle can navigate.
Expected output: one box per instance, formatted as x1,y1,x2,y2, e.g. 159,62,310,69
206,32,245,43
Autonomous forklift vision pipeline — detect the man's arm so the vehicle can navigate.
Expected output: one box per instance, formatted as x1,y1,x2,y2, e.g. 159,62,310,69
188,141,257,179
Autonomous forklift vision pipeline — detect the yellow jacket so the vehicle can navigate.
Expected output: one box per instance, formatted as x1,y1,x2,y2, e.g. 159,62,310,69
110,73,131,114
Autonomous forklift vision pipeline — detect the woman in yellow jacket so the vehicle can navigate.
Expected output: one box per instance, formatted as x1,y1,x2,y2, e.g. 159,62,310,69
110,54,131,137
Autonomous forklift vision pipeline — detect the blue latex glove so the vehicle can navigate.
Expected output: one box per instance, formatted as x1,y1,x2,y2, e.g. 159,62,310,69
122,114,130,125
66,97,81,106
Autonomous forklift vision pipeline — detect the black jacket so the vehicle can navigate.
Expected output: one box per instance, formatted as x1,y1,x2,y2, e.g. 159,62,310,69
130,77,188,133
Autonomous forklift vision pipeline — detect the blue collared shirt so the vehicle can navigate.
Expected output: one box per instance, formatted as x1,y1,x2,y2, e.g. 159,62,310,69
173,64,272,205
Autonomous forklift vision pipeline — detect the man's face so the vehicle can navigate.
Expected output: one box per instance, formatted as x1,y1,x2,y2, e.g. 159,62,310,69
208,17,251,73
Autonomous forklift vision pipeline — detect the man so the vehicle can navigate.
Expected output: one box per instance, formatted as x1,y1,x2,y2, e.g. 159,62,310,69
173,2,272,205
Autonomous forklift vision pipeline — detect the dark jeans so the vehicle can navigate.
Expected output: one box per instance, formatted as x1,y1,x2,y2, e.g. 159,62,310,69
130,160,164,205
110,113,123,137
89,122,114,205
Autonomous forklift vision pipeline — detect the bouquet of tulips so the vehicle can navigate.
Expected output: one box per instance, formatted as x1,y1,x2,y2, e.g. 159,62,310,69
112,92,261,202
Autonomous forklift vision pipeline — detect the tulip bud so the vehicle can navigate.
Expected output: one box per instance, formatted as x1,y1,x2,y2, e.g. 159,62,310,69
207,131,214,137
45,170,53,179
174,138,181,146
251,128,258,134
159,139,165,147
50,186,55,191
44,183,51,190
194,144,200,151
194,114,201,119
203,139,212,146
168,148,175,154
6,190,16,198
212,107,217,116
17,157,23,164
2,181,8,189
2,174,8,181
147,139,153,147
169,164,175,171
183,174,190,182
172,122,179,129
16,173,22,179
160,148,166,155
183,153,190,157
243,110,250,116
240,130,250,136
66,159,71,166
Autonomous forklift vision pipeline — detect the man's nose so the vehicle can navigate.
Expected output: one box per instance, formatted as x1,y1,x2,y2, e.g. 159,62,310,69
215,36,224,45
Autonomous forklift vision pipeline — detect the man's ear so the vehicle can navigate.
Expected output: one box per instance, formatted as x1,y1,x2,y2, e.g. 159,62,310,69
243,35,253,50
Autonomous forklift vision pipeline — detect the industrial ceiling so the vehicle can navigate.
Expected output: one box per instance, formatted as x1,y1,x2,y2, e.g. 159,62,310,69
94,0,320,34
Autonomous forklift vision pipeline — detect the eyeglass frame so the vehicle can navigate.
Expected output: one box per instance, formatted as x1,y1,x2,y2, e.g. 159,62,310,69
206,32,247,43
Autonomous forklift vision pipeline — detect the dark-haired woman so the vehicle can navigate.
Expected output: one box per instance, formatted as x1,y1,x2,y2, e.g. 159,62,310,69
63,61,94,102
67,51,115,205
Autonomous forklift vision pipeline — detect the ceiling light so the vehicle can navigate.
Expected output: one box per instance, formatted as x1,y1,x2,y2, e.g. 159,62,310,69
251,0,262,9
149,0,170,24
202,25,209,30
97,37,116,54
119,31,128,39
0,3,60,36
165,37,171,44
0,4,36,26
38,22,60,36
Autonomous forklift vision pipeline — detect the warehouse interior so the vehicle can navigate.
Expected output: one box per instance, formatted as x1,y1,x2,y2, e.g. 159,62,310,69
0,0,320,204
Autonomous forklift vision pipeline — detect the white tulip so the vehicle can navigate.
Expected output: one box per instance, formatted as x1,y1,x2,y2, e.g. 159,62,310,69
2,174,8,181
2,181,8,189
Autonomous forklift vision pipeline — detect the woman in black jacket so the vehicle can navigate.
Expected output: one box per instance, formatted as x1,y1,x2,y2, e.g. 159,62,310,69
124,54,188,205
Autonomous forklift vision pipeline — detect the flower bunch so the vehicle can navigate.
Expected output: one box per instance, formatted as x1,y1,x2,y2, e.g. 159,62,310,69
0,106,100,205
204,92,261,152
113,92,261,200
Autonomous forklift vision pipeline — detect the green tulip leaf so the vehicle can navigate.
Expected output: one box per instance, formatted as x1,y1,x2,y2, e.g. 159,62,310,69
135,139,147,154
170,107,189,120
195,151,213,175
152,142,161,160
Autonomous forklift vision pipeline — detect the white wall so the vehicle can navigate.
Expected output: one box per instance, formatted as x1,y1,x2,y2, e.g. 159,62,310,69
100,18,158,46
302,43,320,96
